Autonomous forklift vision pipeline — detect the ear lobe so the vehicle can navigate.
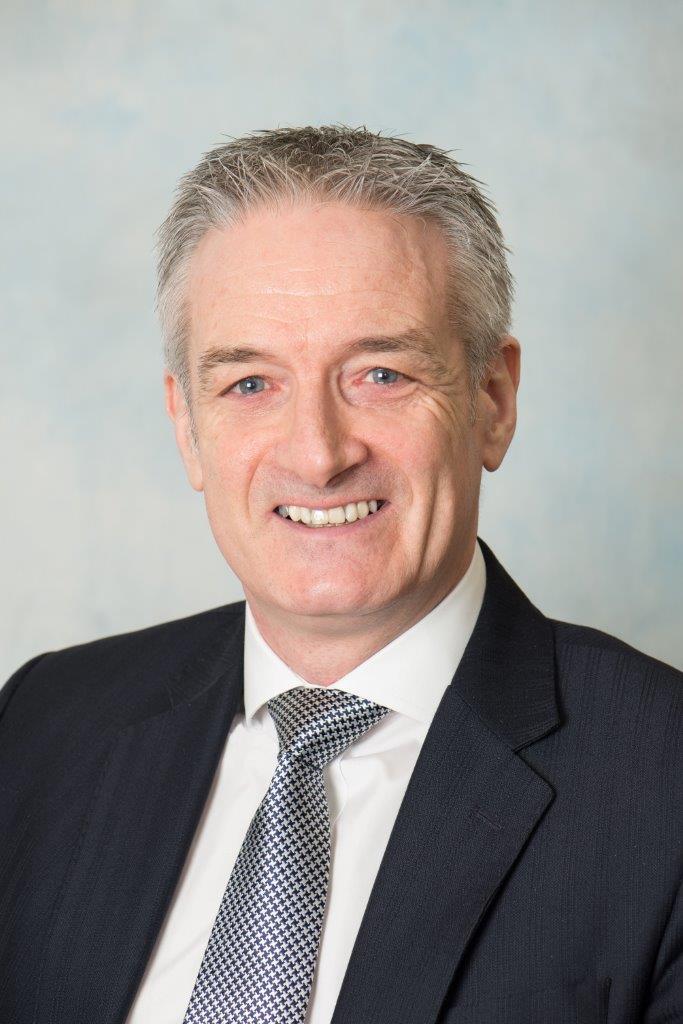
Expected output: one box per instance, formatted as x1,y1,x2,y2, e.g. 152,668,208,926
164,372,204,492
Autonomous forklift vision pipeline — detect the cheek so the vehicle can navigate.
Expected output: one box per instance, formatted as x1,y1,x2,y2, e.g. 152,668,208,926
385,400,470,482
198,418,264,492
398,417,478,528
198,446,253,531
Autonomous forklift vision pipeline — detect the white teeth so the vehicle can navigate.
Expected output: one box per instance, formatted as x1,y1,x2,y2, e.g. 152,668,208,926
277,499,384,527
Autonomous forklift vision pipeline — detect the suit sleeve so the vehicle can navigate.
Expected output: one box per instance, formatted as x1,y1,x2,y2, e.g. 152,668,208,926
643,869,683,1021
643,671,683,1021
0,653,49,721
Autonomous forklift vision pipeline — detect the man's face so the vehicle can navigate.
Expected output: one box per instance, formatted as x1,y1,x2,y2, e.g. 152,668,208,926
167,202,517,626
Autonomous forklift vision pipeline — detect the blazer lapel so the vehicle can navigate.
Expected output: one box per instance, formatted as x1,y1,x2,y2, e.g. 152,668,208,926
35,609,247,1024
331,538,561,1024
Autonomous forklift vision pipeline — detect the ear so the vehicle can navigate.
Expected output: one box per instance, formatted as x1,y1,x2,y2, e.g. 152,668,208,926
164,371,204,491
477,335,521,472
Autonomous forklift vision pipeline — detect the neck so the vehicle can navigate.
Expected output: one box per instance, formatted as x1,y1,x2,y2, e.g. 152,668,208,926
244,542,476,686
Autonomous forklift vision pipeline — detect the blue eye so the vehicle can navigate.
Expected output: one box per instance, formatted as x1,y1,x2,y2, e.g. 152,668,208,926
231,376,266,395
369,367,401,385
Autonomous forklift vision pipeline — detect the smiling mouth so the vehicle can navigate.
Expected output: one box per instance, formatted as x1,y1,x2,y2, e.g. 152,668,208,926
273,499,387,528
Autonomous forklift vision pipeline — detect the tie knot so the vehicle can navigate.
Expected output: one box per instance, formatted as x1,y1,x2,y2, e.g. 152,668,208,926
267,686,390,770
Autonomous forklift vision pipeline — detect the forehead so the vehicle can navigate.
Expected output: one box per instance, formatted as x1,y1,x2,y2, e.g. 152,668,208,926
186,201,451,356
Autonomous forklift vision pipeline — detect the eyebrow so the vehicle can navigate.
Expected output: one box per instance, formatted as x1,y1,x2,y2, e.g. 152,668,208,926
196,329,442,392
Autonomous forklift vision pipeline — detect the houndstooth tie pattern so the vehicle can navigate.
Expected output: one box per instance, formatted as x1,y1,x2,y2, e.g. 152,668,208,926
182,685,390,1024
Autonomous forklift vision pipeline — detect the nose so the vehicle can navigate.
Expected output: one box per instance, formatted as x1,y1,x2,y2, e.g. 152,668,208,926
272,380,369,490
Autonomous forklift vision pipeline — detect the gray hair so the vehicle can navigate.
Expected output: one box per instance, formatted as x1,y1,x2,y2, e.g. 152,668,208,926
156,124,514,422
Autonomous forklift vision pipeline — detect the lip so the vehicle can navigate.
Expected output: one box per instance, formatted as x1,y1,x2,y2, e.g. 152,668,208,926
271,500,390,533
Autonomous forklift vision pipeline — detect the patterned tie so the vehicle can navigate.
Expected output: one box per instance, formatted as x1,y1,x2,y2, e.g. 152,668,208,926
182,685,390,1024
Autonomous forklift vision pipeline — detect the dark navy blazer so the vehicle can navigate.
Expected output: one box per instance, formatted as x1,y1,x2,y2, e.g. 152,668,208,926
1,538,681,1023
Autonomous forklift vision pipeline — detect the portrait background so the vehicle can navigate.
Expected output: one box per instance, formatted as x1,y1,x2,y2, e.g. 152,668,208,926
2,0,682,678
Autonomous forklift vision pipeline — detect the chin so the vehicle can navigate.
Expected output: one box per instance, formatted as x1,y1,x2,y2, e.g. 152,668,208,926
275,576,386,619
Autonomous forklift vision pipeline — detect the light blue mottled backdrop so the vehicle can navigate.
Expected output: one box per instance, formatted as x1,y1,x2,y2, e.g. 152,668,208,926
2,0,681,677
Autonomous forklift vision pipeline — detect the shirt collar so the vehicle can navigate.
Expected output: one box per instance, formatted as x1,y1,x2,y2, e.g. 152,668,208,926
243,539,486,727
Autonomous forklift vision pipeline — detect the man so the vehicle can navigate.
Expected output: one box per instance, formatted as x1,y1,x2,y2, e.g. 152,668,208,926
0,126,680,1024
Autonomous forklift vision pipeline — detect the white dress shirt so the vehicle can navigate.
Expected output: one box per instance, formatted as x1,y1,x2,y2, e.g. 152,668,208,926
126,539,486,1024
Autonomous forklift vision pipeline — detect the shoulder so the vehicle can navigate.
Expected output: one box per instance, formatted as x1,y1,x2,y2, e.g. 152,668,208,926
551,617,682,695
0,600,246,725
548,617,682,761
